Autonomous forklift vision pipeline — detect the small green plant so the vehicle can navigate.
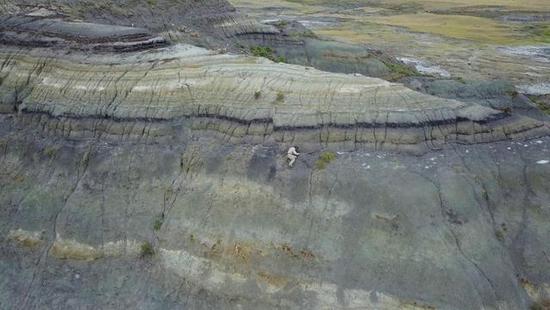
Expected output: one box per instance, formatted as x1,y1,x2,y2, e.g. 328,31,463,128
153,216,164,231
315,151,337,170
275,55,287,63
140,241,155,257
146,0,157,6
250,46,274,58
276,92,285,102
495,229,505,242
250,46,286,63
529,95,550,115
43,146,57,158
254,90,262,100
531,299,550,310
382,60,419,81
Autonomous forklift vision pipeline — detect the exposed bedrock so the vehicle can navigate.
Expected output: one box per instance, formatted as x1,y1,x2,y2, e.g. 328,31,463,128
0,0,276,48
0,1,414,81
400,77,548,120
0,16,168,52
234,21,413,81
0,45,547,153
1,119,549,309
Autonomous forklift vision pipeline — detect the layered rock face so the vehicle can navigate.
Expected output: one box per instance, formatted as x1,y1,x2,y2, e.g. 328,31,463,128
0,2,549,310
0,16,168,52
0,0,276,46
0,44,547,153
1,117,549,309
0,0,412,81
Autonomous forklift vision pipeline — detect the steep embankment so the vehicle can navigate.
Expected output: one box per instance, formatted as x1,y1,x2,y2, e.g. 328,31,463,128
1,115,549,309
0,0,276,47
0,2,549,310
0,44,547,153
0,0,418,81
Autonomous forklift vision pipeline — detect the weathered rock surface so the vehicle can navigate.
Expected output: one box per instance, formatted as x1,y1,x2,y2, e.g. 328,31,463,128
0,16,168,52
0,44,547,153
1,115,549,309
400,77,548,120
0,2,549,310
0,0,417,82
236,20,415,81
0,0,276,48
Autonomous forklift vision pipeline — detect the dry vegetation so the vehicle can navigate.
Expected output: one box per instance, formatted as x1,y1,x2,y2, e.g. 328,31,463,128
231,0,550,44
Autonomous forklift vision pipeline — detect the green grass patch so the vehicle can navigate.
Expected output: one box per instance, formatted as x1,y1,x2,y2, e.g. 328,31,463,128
528,95,550,115
528,24,550,43
531,299,550,310
140,241,155,257
153,216,164,231
383,61,419,80
254,90,262,100
43,146,58,158
250,46,286,63
315,151,337,170
276,91,285,103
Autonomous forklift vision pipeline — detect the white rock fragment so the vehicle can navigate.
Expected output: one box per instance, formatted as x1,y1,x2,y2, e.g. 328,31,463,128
397,57,451,78
536,160,549,164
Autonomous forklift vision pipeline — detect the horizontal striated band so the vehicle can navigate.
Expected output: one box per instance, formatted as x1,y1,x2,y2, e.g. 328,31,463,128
0,44,547,151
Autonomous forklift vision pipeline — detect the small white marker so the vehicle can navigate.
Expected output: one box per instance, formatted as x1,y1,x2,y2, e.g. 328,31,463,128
536,160,549,164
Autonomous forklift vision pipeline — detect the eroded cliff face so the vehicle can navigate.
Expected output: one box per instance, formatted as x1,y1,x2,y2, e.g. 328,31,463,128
0,2,549,309
0,0,421,81
1,116,549,309
0,44,547,154
0,0,276,48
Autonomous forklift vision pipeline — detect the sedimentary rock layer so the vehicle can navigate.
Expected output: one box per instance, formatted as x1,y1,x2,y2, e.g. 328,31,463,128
1,121,549,309
0,0,277,45
0,16,168,52
0,44,547,152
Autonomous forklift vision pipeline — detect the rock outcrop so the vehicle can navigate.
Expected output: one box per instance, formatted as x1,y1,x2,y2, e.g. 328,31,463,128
0,2,549,310
0,16,168,52
0,0,276,48
1,116,549,309
0,0,416,81
0,43,547,153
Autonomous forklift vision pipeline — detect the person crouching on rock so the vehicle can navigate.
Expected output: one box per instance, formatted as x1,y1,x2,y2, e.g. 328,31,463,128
287,146,300,167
